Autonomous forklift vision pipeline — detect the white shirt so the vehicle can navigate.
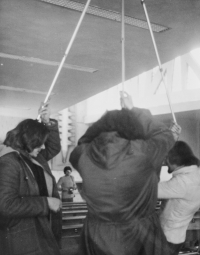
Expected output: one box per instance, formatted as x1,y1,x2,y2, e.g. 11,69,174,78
158,165,200,243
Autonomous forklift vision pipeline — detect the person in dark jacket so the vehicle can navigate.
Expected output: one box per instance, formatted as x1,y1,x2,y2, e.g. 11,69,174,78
69,92,181,255
0,102,62,255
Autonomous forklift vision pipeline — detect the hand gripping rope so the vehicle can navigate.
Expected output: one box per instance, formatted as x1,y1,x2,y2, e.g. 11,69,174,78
141,0,177,123
38,0,176,124
37,0,91,120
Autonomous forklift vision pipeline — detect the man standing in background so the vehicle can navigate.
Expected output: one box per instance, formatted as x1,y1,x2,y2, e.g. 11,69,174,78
57,166,77,202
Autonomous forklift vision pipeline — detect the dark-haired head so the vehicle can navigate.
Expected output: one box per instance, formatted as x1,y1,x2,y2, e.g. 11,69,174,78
64,166,72,174
78,108,144,145
167,141,200,168
3,119,50,153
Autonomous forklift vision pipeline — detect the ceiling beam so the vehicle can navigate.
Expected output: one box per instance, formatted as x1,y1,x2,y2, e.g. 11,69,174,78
0,52,98,73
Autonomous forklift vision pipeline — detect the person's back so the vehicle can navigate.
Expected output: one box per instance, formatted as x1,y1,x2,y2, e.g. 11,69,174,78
158,141,200,254
160,166,200,241
77,131,162,222
70,94,180,255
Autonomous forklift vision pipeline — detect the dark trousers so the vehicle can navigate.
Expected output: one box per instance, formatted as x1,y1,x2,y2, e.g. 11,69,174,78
62,198,73,202
167,241,185,255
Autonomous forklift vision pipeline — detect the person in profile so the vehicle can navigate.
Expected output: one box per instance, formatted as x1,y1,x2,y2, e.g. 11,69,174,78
69,92,181,255
158,141,200,255
57,166,77,202
0,102,62,255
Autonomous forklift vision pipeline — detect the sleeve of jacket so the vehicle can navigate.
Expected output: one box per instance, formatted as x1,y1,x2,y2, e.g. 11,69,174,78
0,155,49,219
158,177,186,199
69,144,86,170
57,177,63,191
40,119,61,161
129,107,171,138
71,176,77,189
129,107,175,172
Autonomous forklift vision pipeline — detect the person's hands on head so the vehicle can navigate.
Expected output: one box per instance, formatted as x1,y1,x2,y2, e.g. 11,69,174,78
120,91,133,110
38,101,51,124
170,122,181,141
47,197,62,213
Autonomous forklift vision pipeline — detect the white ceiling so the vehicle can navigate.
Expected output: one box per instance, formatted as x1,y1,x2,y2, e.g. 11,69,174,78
1,0,200,116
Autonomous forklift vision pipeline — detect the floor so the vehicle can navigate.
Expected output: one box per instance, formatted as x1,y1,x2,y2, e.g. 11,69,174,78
60,237,79,255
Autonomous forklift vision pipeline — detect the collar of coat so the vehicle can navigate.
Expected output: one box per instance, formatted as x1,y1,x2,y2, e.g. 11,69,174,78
173,165,199,176
0,144,43,169
0,144,16,157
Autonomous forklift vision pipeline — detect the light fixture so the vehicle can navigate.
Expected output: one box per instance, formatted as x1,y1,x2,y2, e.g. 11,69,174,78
41,0,170,33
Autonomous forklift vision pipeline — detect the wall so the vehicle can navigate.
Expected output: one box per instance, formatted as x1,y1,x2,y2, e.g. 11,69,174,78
157,111,200,158
0,115,24,143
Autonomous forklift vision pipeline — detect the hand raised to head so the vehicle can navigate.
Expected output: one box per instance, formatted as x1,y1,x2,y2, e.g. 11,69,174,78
38,101,51,124
120,91,133,110
170,122,181,141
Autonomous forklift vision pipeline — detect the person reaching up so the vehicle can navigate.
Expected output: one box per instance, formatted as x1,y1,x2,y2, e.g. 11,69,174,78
0,102,62,255
70,92,181,255
158,141,200,255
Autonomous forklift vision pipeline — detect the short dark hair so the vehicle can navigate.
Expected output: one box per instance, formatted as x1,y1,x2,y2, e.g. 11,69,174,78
64,166,72,174
168,141,200,167
78,108,145,145
3,119,50,153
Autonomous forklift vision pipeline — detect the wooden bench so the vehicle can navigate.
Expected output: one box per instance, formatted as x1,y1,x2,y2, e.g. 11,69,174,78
62,215,86,225
61,202,88,238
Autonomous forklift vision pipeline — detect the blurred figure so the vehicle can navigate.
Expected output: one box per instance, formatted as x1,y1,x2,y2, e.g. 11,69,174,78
0,103,62,255
69,92,181,255
57,166,77,202
158,141,200,255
